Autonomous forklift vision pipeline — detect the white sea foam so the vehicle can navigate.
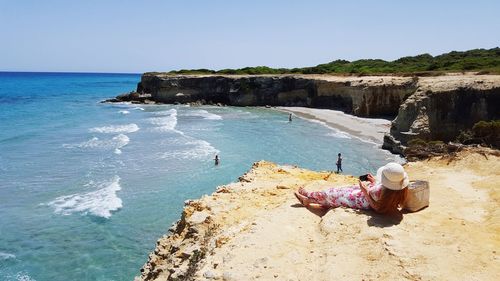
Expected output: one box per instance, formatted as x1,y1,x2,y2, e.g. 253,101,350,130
118,110,130,115
89,123,139,134
64,134,130,150
47,176,122,219
160,139,219,160
184,109,222,120
15,272,36,281
151,109,177,116
0,251,16,260
132,107,145,111
149,109,180,132
326,131,351,139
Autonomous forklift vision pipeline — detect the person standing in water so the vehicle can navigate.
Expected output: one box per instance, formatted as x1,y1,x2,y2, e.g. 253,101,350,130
336,153,343,173
288,113,292,122
214,154,220,166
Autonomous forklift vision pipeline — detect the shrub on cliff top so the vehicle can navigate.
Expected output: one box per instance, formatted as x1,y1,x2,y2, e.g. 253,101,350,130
472,120,500,148
165,47,500,75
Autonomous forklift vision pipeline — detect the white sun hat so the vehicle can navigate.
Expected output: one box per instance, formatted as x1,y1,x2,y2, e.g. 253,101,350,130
376,162,409,190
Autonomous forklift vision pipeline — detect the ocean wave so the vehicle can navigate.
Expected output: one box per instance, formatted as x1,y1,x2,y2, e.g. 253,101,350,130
0,251,16,260
15,272,36,281
184,109,222,120
149,109,179,132
160,139,219,160
47,176,122,219
118,110,130,115
64,134,130,150
89,123,139,134
326,131,351,139
151,109,177,116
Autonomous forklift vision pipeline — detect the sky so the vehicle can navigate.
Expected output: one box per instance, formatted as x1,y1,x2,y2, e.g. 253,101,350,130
0,0,499,73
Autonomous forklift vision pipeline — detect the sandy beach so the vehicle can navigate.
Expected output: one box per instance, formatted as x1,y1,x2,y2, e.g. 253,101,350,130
278,107,392,144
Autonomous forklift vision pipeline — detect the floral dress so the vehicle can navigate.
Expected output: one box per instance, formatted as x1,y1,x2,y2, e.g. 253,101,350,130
299,183,382,210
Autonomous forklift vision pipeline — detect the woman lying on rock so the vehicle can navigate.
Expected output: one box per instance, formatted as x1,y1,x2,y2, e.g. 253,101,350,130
295,162,408,214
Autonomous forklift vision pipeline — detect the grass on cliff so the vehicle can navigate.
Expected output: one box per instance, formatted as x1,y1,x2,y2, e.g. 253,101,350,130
162,47,500,76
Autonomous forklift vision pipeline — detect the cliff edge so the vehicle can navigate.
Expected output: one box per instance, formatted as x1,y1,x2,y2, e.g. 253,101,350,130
112,73,500,154
135,148,500,281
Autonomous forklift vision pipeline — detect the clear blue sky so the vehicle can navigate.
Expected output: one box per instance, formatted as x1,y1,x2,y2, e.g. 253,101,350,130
1,0,499,73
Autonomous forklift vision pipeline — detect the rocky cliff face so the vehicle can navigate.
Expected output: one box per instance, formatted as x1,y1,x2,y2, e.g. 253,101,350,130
134,161,358,281
136,74,416,117
128,73,500,154
384,75,500,153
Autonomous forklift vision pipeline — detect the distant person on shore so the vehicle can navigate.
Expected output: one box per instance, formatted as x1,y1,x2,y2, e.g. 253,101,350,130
294,162,409,214
336,153,343,173
214,154,220,166
288,113,292,122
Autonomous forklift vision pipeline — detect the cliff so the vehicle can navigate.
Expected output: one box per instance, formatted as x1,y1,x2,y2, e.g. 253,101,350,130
136,74,416,117
135,148,500,281
124,73,500,153
385,75,500,153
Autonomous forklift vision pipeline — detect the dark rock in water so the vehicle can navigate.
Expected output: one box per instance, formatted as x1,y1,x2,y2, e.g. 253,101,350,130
102,92,152,103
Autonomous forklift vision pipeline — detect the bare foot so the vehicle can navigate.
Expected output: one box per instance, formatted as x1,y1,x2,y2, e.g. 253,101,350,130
294,191,328,211
298,186,308,196
294,192,311,207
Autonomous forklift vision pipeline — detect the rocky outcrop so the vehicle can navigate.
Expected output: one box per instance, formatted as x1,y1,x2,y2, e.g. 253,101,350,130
112,73,500,155
384,75,500,153
134,161,357,281
135,150,500,281
134,74,417,117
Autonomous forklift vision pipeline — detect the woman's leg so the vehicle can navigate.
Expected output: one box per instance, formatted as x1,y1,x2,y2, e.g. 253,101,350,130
299,187,341,208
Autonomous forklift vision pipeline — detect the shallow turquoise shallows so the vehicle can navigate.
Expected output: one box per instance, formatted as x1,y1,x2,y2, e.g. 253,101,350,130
0,72,399,281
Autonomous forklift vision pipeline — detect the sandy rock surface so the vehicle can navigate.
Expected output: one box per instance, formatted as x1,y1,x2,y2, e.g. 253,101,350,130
137,148,499,281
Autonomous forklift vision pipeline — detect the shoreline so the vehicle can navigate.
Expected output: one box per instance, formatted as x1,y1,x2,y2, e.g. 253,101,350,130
277,107,392,145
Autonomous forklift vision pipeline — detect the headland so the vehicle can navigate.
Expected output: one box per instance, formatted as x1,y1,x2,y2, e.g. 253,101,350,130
135,148,500,281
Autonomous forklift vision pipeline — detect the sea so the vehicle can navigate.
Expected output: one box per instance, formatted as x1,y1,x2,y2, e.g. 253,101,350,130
0,72,400,280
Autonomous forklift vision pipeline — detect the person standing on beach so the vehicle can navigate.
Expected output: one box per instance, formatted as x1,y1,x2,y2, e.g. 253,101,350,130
336,153,343,173
288,113,292,122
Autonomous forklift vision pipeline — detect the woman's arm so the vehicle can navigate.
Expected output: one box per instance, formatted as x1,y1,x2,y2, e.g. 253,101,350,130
359,180,380,212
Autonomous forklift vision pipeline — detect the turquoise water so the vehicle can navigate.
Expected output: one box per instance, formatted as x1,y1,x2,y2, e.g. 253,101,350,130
0,72,398,280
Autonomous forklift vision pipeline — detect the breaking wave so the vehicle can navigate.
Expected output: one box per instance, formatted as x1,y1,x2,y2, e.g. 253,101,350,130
184,109,222,120
64,134,130,152
149,109,180,132
0,252,15,260
89,123,139,134
47,176,122,219
160,139,219,160
151,109,177,116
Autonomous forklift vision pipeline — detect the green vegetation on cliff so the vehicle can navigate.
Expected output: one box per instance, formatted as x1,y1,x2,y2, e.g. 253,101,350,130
165,47,500,75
